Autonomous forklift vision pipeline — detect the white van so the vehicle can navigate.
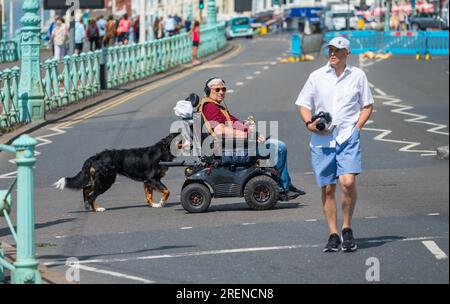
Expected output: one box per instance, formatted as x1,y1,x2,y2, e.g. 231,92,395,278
324,4,358,31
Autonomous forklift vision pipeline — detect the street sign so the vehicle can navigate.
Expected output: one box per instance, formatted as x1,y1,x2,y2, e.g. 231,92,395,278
43,0,105,10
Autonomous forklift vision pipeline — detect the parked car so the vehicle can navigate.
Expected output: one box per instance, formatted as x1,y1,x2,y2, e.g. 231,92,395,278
226,16,253,40
409,13,448,30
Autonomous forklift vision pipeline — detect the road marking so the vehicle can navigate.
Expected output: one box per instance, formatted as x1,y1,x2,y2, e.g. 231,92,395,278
44,235,448,267
305,219,318,222
263,66,270,70
374,88,387,96
303,172,314,175
236,82,244,86
254,71,261,75
427,213,440,216
180,227,193,230
77,264,155,283
270,61,277,65
227,89,235,93
365,216,378,219
245,76,253,80
276,57,282,60
364,120,438,156
242,222,256,225
376,95,449,136
422,241,448,260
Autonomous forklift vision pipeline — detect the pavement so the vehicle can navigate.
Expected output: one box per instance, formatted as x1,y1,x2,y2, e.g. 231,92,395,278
0,34,448,284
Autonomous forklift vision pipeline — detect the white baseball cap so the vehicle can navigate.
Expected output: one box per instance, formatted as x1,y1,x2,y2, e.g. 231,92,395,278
327,37,350,50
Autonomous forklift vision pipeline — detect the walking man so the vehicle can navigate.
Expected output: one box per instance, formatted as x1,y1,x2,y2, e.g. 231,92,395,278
296,37,374,252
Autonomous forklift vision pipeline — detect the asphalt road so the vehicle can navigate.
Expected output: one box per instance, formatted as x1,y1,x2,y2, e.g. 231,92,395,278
1,34,448,284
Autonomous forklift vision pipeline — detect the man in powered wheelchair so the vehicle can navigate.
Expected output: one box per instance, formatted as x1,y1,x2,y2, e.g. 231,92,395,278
163,78,305,213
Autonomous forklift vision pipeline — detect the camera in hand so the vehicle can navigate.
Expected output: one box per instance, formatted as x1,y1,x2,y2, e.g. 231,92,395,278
311,111,332,131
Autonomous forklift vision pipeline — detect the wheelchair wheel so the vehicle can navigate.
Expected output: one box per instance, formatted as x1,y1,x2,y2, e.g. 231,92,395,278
181,183,212,213
244,175,279,210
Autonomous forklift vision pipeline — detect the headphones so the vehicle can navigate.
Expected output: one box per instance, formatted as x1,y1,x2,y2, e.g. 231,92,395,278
204,77,226,97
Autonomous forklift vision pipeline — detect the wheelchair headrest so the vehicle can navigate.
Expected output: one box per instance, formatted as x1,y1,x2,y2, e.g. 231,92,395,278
186,93,200,108
174,93,200,119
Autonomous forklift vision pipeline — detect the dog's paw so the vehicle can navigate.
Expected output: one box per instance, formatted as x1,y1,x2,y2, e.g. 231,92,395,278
95,207,106,212
152,203,162,208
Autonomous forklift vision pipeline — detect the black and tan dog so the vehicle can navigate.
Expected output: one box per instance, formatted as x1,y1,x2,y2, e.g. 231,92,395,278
53,133,182,212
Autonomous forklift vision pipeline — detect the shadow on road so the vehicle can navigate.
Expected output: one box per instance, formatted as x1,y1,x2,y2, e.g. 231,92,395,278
356,236,406,250
0,218,76,237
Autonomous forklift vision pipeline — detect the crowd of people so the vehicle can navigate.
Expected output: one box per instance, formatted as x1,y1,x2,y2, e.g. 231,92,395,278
47,13,201,62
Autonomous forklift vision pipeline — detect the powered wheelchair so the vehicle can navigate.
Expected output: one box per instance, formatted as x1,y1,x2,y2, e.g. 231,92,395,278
161,93,301,213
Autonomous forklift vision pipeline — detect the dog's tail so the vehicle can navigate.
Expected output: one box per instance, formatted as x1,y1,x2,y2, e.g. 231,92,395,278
53,169,89,191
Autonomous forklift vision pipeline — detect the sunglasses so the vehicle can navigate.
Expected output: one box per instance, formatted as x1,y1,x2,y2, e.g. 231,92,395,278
213,87,227,93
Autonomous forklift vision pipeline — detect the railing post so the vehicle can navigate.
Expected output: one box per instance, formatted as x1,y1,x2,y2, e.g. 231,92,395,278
11,134,41,284
207,0,217,26
18,0,45,122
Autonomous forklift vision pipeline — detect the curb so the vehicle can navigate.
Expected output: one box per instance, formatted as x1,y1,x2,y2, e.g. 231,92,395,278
1,44,235,146
436,146,449,160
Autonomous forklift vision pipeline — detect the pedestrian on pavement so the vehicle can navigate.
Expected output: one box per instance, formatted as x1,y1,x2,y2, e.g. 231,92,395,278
296,37,374,253
47,15,59,56
74,17,86,55
164,15,177,37
86,19,100,51
96,15,107,48
52,17,68,60
118,14,131,44
191,20,201,64
200,78,306,200
104,15,117,47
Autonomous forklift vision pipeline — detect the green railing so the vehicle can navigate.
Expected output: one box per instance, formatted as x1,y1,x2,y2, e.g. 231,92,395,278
1,23,226,129
0,40,19,63
198,22,227,59
0,67,21,128
42,51,102,111
0,135,41,284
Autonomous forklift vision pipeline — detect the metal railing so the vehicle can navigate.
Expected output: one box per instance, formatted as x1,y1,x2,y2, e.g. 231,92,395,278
0,23,227,129
323,30,449,56
0,135,41,284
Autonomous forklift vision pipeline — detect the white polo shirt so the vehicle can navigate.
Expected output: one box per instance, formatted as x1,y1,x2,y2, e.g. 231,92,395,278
295,63,374,148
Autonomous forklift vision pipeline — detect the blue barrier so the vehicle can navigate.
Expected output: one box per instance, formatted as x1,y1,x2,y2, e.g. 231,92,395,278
291,33,302,57
425,31,449,56
324,31,379,54
323,30,449,56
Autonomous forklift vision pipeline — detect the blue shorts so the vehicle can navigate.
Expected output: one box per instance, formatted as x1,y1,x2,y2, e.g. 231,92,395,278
311,129,362,188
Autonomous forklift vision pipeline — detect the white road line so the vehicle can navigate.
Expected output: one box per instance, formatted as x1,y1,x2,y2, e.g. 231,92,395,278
276,57,282,60
236,82,244,86
374,88,387,96
254,71,261,75
422,241,448,260
77,264,155,283
246,76,253,80
242,223,256,225
305,219,318,222
428,213,440,216
44,235,448,267
270,61,277,65
180,227,193,230
364,120,437,155
227,89,235,93
374,95,449,136
365,216,378,219
263,66,270,70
